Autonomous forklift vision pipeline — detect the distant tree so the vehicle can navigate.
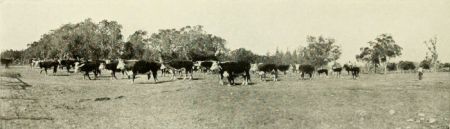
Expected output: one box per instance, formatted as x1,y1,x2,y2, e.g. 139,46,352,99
148,25,227,62
398,61,416,71
419,59,432,69
120,42,135,60
386,62,397,71
126,30,148,59
356,47,383,73
367,34,402,74
423,37,438,72
302,36,341,67
229,48,256,62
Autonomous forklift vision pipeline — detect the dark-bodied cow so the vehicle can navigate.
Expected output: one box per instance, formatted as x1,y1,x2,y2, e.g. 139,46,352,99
116,59,139,79
317,69,328,76
277,64,290,75
210,61,251,86
38,60,59,74
349,66,360,79
130,60,161,83
99,60,124,80
0,58,13,68
58,59,77,73
256,64,278,81
299,64,314,80
197,61,214,73
332,67,343,78
343,64,351,75
74,61,101,80
162,60,194,80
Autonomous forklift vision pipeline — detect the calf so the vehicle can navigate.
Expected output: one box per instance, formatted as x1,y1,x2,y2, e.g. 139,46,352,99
38,60,59,74
317,69,328,76
74,61,101,80
299,65,314,80
256,64,278,81
162,60,194,80
210,61,251,85
130,60,161,83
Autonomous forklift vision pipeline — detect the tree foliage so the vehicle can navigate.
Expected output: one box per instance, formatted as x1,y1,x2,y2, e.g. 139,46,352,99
301,36,341,66
423,37,438,72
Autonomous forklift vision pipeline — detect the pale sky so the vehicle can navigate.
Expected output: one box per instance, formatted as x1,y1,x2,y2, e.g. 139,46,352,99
1,0,449,63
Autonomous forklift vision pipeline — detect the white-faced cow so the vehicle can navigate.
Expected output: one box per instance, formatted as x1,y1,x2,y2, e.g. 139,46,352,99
116,59,139,79
161,60,194,80
256,63,278,82
74,61,102,80
210,61,251,86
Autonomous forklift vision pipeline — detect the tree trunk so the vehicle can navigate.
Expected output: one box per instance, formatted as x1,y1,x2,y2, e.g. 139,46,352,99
384,57,389,74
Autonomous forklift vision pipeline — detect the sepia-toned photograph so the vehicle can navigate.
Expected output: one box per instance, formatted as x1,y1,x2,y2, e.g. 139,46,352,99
1,0,449,128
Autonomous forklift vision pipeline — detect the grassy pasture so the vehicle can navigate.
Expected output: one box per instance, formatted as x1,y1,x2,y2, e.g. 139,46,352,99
1,66,449,129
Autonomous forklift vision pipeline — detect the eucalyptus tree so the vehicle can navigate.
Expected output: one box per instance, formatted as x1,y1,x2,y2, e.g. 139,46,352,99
368,34,402,74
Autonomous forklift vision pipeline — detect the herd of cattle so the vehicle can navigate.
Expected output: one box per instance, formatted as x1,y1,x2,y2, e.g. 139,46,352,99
27,59,361,85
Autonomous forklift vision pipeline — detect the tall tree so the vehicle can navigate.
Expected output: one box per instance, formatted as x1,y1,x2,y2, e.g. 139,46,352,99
368,34,402,74
302,36,341,67
423,37,438,72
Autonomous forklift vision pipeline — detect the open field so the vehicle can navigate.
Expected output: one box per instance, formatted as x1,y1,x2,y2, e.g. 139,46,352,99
1,66,450,129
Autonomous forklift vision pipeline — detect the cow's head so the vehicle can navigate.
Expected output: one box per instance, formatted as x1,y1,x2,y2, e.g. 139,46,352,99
116,59,125,70
210,61,221,71
160,63,167,70
99,62,106,70
74,62,84,73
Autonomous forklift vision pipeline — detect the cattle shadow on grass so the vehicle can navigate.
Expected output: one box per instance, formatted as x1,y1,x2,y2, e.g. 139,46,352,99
134,80,173,84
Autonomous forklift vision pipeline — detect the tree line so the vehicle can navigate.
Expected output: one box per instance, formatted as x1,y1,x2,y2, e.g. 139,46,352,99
1,18,448,72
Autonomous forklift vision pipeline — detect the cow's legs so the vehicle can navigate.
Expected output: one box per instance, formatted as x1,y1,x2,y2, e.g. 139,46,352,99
152,70,158,82
219,74,224,85
132,73,136,83
85,72,92,80
170,69,176,80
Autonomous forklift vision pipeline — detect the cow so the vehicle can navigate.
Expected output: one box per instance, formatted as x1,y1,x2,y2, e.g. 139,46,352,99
210,61,251,86
74,61,101,80
161,60,194,80
38,60,59,74
332,67,343,78
317,69,328,76
1,58,13,68
348,66,360,79
130,60,161,83
116,59,139,79
197,61,214,73
343,64,351,75
298,64,315,80
256,64,278,81
290,64,301,73
99,60,124,80
250,63,261,74
58,59,77,73
277,64,290,75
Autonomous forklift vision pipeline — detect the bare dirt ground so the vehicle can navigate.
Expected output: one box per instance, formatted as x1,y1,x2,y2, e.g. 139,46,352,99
1,66,449,129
